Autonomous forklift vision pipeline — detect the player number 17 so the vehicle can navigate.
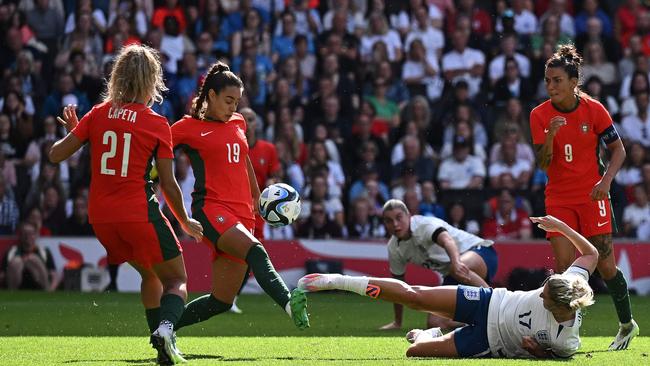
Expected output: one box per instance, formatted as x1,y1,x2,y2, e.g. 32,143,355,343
100,130,132,177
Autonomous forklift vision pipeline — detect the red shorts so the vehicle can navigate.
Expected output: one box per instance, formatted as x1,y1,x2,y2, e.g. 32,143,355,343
194,204,255,264
546,199,613,239
93,217,181,269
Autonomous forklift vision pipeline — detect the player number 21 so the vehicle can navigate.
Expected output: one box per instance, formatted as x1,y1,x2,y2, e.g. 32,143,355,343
227,143,240,163
100,131,132,177
564,144,573,162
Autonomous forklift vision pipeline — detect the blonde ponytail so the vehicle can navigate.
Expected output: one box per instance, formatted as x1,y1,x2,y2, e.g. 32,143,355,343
547,274,594,311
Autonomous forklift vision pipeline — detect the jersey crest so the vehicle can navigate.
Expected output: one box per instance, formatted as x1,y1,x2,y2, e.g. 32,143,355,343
581,122,590,134
535,330,551,347
463,287,480,301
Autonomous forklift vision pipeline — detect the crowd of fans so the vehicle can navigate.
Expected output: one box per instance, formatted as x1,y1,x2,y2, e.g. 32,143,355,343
1,0,650,242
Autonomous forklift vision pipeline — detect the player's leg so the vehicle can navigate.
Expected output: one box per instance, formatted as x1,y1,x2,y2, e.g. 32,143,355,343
546,206,580,272
5,256,24,289
299,274,458,318
175,256,247,330
22,255,50,290
590,234,638,350
129,263,163,333
406,331,458,357
579,200,638,350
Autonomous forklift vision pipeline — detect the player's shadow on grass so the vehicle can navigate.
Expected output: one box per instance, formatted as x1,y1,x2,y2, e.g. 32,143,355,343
63,355,225,364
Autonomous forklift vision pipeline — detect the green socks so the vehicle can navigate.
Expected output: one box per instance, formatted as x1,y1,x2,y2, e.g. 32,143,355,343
160,294,185,326
245,244,291,310
175,294,232,330
145,307,161,333
604,269,633,324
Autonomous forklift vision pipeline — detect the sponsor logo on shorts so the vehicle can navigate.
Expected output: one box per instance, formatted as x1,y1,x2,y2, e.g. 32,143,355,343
597,221,609,227
463,288,480,301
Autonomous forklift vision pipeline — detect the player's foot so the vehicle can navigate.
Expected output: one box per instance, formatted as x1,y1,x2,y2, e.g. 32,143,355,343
290,288,310,330
405,327,443,344
151,321,186,365
297,273,342,292
229,302,243,314
608,319,639,350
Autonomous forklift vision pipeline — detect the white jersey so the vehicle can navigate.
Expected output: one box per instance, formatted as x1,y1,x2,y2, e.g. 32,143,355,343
387,215,493,276
486,266,590,358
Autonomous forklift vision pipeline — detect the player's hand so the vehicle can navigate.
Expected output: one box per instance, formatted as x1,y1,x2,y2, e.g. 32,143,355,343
181,218,204,242
530,215,566,233
379,321,401,330
547,116,567,136
590,179,610,201
450,260,471,281
57,104,79,132
522,336,546,357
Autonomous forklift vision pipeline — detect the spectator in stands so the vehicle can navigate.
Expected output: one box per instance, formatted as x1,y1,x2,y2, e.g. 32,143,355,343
488,135,532,190
538,0,575,38
12,50,47,109
232,8,271,58
173,52,200,113
582,41,618,89
60,194,93,236
482,190,532,240
0,221,58,290
300,174,344,226
489,125,535,173
41,72,90,120
272,11,300,63
365,77,400,134
345,196,385,239
194,32,217,75
531,14,573,58
152,0,186,33
401,39,441,102
26,0,64,56
621,91,650,148
392,166,422,201
623,184,650,238
617,142,645,189
0,174,19,235
360,12,402,63
405,5,444,59
575,17,620,65
348,161,389,202
438,135,485,190
616,0,646,48
391,119,437,166
297,200,343,239
492,98,531,143
447,201,480,235
441,118,487,163
304,140,345,199
275,139,304,193
489,33,531,86
39,184,66,235
443,102,488,149
418,181,445,219
492,57,534,108
0,150,16,189
160,15,194,76
574,0,611,37
68,50,103,105
390,135,434,186
442,29,485,98
620,67,650,118
584,76,620,122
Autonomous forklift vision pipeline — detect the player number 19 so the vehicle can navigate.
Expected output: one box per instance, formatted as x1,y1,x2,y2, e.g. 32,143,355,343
100,131,132,177
227,143,240,163
564,144,573,162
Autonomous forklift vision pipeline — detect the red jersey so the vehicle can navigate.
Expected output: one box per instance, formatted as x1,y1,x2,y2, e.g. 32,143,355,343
530,95,612,206
249,139,281,189
71,102,174,223
171,113,253,220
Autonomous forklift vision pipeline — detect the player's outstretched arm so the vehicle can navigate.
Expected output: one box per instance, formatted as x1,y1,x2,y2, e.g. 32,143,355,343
49,133,83,163
156,158,203,241
530,216,598,274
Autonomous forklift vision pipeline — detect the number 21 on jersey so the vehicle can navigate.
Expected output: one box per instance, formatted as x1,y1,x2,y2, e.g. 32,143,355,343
101,130,132,177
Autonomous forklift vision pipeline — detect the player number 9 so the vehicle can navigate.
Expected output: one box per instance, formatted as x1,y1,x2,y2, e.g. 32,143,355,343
564,144,573,162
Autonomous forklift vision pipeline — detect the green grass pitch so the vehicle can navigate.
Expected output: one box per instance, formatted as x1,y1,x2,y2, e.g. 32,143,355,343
0,291,648,365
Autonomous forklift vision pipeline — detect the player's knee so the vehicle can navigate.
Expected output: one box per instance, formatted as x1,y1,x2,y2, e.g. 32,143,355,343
406,343,430,358
599,265,617,280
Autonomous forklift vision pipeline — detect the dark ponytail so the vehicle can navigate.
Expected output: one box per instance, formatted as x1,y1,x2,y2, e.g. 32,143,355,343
190,61,244,119
546,44,583,81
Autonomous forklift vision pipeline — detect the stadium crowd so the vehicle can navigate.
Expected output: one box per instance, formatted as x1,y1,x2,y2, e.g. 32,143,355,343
0,0,649,242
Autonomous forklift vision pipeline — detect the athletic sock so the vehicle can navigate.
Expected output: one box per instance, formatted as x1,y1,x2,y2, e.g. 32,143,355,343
160,294,185,327
604,269,633,324
245,244,291,309
339,275,371,297
145,307,161,333
175,294,232,330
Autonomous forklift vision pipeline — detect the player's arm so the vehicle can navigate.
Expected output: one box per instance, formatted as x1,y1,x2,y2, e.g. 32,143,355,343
49,133,84,163
435,230,488,287
591,128,626,201
521,336,554,358
530,216,598,274
246,155,261,214
533,116,566,171
156,158,203,241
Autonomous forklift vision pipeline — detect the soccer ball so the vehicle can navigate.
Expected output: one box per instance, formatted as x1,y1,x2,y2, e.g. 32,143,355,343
259,183,301,227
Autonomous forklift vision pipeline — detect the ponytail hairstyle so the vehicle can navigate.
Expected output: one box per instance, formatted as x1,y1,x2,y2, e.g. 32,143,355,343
104,44,167,107
190,61,244,120
545,44,583,87
546,273,595,311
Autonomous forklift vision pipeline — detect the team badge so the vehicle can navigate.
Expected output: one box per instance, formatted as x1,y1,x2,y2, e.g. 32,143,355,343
217,216,225,223
463,288,480,301
581,123,589,133
535,330,551,347
260,158,266,165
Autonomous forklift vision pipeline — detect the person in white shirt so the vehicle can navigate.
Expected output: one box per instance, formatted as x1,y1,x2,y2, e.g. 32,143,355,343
441,30,485,98
298,215,618,358
371,199,498,331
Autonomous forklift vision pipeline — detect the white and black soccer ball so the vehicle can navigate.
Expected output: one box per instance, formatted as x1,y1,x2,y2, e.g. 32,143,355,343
259,183,301,227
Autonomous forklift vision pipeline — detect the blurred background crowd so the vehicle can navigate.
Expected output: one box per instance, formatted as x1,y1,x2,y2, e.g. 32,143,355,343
1,0,650,242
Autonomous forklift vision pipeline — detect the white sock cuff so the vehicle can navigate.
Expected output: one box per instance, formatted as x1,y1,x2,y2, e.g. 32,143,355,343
342,276,369,296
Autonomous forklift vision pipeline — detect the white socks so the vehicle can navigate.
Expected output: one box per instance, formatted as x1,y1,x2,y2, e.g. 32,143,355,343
335,274,369,296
